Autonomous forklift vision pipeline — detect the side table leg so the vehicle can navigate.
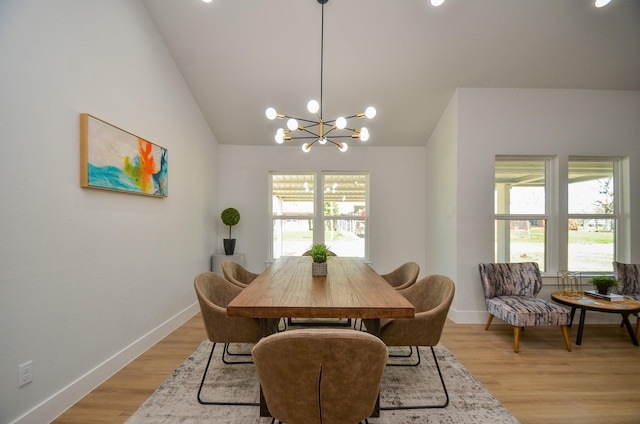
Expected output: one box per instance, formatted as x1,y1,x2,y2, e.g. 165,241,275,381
568,307,577,327
576,309,586,345
620,313,639,346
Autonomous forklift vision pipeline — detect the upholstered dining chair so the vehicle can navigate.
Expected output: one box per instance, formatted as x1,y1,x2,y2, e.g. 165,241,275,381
613,261,640,338
194,272,277,406
478,262,572,353
380,261,420,290
363,274,455,409
221,260,259,289
353,262,420,330
252,329,387,424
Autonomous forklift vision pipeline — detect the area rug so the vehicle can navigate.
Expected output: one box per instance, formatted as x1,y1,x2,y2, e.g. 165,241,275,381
126,341,520,424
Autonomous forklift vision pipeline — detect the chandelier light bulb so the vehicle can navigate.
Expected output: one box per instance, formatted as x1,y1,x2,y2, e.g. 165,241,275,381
265,107,277,120
275,128,285,144
359,127,370,141
430,0,446,6
307,100,320,114
335,116,347,129
338,142,348,152
287,118,299,131
319,137,327,145
594,0,612,7
302,143,312,153
365,106,376,119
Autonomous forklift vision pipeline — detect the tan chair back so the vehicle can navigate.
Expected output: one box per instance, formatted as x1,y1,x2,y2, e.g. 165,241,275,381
193,272,261,344
380,274,455,347
221,260,259,288
380,261,420,290
252,329,387,424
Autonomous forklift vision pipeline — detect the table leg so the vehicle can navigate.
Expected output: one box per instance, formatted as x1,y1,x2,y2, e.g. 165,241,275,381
576,308,586,345
568,307,577,327
620,313,639,346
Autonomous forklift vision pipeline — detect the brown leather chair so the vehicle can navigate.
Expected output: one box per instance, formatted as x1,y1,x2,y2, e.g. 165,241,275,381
252,329,387,424
364,274,455,409
221,260,259,289
194,272,276,406
379,261,420,290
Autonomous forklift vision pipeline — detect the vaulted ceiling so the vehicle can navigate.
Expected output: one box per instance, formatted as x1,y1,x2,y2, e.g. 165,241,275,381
143,0,640,149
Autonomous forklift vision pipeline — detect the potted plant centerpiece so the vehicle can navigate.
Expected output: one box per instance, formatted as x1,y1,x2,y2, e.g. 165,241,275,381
590,276,618,295
221,207,240,255
310,243,330,277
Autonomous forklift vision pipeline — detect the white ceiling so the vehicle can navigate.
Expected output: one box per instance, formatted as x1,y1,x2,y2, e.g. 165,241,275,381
143,0,640,148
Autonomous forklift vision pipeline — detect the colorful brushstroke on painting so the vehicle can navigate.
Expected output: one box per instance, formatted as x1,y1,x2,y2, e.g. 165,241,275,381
81,114,168,197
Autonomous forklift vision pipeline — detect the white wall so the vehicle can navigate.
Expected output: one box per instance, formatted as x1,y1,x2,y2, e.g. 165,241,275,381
424,92,460,315
0,1,217,423
217,145,427,275
452,88,640,323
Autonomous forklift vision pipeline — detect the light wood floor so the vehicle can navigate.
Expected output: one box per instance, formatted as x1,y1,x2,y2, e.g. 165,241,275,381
53,314,640,424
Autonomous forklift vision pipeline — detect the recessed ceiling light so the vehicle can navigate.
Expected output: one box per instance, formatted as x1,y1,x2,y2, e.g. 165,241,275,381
595,0,612,7
430,0,446,6
202,0,214,3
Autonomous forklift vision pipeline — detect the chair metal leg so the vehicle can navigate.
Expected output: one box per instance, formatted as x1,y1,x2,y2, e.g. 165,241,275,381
222,343,254,364
381,346,449,410
197,342,259,406
513,326,520,353
389,346,414,359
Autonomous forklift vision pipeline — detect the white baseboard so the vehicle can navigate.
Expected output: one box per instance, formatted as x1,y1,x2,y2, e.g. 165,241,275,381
11,303,200,424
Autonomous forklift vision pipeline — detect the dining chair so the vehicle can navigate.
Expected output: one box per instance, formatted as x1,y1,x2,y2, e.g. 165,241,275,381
364,274,455,409
194,272,278,406
380,261,420,290
221,260,259,289
252,329,387,424
478,262,572,353
354,261,420,330
613,261,640,338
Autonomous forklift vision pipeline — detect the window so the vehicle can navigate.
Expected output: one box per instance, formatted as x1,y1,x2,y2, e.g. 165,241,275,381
494,156,621,274
494,158,549,271
270,172,369,259
568,159,617,272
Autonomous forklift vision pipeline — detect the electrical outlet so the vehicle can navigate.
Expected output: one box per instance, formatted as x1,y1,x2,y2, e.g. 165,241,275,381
18,361,33,387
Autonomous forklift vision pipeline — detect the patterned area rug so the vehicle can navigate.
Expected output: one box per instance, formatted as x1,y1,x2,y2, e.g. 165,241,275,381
126,341,520,424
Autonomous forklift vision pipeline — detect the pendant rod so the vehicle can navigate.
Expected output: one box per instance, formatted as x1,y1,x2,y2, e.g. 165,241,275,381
319,0,325,121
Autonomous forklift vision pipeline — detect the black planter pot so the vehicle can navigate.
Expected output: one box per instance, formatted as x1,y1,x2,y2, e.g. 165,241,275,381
223,239,236,255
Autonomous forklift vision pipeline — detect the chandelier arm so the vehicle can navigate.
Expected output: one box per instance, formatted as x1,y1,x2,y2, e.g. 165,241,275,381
281,115,320,125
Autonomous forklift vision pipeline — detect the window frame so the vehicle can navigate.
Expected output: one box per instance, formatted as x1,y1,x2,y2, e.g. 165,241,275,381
268,171,369,261
494,155,624,276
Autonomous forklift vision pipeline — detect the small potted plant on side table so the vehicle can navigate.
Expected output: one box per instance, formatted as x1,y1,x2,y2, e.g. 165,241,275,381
591,276,618,295
310,243,329,277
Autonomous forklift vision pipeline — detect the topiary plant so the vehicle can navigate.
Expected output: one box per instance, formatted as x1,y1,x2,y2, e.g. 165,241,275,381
220,207,240,239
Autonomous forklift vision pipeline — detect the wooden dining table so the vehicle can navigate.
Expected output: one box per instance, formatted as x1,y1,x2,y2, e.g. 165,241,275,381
226,255,415,417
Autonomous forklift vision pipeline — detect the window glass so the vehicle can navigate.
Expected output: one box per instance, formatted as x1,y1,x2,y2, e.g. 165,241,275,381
567,160,615,272
270,172,368,259
494,158,548,271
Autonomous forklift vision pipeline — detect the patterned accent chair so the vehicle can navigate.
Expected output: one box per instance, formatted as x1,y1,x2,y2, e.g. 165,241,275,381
613,261,640,338
478,262,572,353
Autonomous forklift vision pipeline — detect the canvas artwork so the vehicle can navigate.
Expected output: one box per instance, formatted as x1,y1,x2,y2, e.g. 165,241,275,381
80,114,168,197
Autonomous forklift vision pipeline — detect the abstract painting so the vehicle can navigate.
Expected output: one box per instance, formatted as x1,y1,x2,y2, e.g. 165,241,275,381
80,114,168,197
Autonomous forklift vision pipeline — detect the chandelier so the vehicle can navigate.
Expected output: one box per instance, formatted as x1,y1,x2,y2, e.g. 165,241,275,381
265,0,376,153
